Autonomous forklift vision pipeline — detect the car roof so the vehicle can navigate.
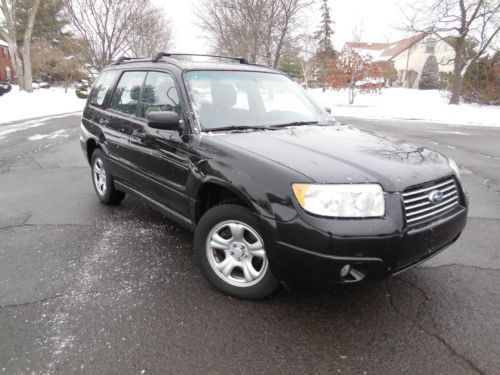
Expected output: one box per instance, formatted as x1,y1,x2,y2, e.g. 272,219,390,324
102,57,282,75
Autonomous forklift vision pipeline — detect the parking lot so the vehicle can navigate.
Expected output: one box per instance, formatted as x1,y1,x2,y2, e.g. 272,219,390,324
1,114,499,374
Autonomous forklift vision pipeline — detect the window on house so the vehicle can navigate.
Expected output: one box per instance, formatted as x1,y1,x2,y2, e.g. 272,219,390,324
110,71,147,116
6,66,11,80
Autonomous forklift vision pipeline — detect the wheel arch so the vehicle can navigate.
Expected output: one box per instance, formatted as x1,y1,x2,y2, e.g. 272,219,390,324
194,179,256,223
85,137,110,164
86,138,99,164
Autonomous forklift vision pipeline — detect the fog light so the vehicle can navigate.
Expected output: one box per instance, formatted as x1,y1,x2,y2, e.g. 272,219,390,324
340,264,351,278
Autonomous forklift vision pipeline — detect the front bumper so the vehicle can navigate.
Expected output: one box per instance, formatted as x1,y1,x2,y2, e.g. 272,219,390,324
259,195,467,285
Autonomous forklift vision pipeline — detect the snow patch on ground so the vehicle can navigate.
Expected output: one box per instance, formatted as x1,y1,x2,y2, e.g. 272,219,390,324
0,119,46,140
0,85,85,124
308,88,500,127
0,113,77,140
28,129,69,141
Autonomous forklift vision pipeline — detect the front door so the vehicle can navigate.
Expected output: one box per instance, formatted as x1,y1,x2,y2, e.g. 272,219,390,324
129,71,191,218
106,70,147,182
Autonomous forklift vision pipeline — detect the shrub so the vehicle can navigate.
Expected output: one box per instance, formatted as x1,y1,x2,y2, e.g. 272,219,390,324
462,52,500,105
375,61,398,87
0,82,12,96
438,53,500,105
75,79,92,99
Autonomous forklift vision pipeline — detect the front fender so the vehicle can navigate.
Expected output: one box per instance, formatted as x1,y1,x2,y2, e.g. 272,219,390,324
188,139,309,223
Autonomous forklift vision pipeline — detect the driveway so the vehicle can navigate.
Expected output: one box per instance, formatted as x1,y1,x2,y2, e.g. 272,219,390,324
1,114,498,374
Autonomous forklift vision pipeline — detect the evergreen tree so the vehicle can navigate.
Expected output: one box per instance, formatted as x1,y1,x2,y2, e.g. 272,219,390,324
419,55,439,90
314,0,337,89
16,0,70,46
314,0,336,58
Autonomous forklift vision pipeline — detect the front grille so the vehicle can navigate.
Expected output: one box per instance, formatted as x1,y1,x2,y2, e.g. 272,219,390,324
402,177,460,226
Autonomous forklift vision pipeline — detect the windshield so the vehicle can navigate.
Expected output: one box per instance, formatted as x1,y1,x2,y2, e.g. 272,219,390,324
184,71,329,131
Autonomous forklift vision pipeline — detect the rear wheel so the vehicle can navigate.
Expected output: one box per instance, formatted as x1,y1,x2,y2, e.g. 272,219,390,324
91,149,125,205
194,204,278,299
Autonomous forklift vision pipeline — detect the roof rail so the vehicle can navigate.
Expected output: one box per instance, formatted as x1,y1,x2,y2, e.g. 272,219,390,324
113,56,142,65
152,52,249,64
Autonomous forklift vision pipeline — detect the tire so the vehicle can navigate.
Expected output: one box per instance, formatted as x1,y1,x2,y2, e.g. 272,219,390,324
90,149,125,205
194,204,279,299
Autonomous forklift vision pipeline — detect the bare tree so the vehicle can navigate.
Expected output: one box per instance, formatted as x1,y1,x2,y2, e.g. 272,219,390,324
197,0,314,68
296,33,316,87
65,0,152,69
0,0,42,92
403,0,500,104
126,3,173,57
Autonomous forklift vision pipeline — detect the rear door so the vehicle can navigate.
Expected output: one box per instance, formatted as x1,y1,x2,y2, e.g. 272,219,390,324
85,70,130,180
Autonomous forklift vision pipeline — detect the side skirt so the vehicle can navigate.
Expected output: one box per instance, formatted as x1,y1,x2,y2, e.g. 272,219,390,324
114,180,196,232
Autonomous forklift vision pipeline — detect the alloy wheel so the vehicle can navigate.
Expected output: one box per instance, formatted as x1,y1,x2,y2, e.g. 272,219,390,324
93,157,107,196
206,220,269,287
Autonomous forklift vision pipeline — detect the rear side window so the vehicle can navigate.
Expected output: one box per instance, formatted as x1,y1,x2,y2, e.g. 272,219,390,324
89,71,119,107
109,71,147,116
140,72,181,119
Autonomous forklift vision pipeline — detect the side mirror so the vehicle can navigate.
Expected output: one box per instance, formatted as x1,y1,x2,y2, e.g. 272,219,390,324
147,111,180,130
324,107,332,115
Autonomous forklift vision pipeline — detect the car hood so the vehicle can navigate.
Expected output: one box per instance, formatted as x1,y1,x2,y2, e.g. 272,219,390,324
213,125,452,192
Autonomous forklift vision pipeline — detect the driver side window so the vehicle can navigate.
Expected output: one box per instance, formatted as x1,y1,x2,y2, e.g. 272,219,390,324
140,72,181,119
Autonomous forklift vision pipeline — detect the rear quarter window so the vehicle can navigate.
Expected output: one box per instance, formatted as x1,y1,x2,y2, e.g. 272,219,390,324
89,70,120,107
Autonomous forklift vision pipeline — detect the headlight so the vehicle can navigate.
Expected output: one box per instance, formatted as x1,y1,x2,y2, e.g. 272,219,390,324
448,158,460,179
292,184,385,218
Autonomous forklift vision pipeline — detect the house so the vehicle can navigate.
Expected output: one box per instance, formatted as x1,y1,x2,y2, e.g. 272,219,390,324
343,33,455,88
0,39,15,81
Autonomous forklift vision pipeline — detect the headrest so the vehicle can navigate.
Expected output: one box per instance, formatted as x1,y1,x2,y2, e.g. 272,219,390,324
130,85,141,101
211,83,237,109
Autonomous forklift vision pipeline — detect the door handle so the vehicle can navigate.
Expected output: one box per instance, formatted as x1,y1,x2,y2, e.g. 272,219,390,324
99,118,109,126
132,130,147,139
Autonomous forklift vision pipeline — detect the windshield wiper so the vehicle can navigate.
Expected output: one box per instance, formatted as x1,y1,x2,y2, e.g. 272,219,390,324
204,125,271,132
268,121,319,128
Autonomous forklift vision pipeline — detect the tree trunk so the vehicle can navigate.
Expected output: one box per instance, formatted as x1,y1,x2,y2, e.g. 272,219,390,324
21,0,41,92
22,44,33,92
301,61,308,88
349,86,356,104
449,67,463,105
449,40,466,105
10,45,25,90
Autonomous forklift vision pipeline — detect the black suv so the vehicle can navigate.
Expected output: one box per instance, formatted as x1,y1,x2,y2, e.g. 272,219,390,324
80,53,468,299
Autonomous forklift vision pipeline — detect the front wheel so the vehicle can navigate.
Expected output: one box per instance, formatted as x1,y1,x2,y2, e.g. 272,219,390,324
91,149,125,205
194,204,279,299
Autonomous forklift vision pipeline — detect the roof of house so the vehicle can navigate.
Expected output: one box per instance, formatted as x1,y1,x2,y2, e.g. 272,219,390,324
381,34,427,60
344,33,428,61
0,39,8,47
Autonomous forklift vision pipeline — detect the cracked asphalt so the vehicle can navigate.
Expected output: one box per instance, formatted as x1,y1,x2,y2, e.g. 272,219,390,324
0,114,499,375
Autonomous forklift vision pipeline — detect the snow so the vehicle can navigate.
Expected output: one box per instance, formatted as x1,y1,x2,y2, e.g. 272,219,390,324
28,129,69,141
0,85,86,124
308,88,500,127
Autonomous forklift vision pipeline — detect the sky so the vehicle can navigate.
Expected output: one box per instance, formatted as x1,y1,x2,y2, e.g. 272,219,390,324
153,0,418,53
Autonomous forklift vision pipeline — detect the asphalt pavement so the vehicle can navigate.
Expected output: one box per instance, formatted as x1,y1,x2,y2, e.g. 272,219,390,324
0,114,499,374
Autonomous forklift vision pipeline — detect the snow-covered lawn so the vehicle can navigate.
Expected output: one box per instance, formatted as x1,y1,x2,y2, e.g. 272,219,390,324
0,86,85,124
309,88,500,127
